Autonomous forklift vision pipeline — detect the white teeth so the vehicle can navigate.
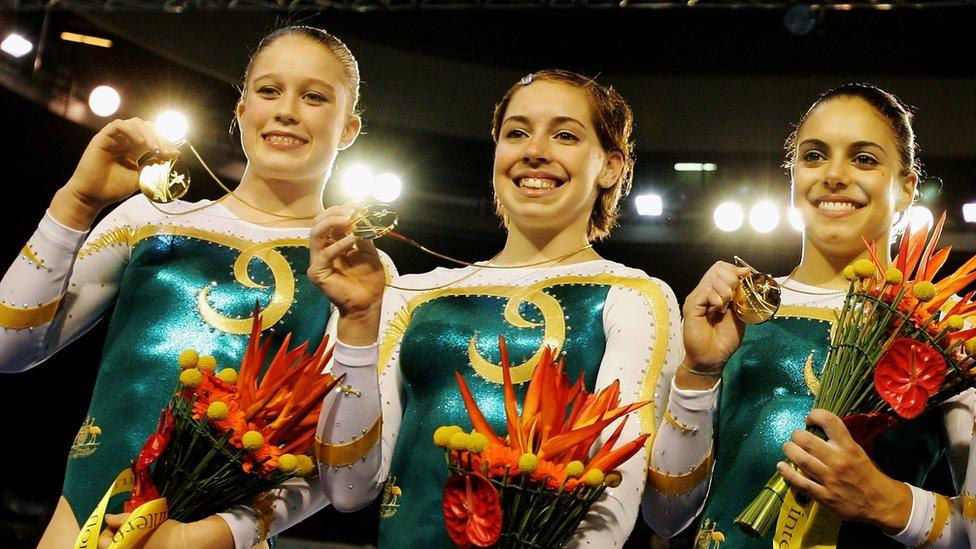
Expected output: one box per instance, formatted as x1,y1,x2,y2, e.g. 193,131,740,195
519,177,558,190
266,135,303,145
818,201,857,211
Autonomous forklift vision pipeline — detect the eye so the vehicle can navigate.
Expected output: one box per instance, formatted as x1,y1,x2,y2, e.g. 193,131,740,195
304,92,328,104
801,149,826,162
853,153,879,167
256,86,279,97
554,131,579,142
505,128,528,139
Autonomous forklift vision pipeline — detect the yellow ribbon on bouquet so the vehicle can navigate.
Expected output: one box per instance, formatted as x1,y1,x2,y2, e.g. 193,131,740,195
74,469,169,549
772,487,841,549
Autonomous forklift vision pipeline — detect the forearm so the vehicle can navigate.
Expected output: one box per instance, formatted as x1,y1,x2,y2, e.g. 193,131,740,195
644,379,718,538
886,485,968,548
0,211,88,371
315,340,384,512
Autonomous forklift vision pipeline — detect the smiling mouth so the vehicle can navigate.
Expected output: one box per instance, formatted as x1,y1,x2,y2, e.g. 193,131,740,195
815,200,863,212
516,177,565,190
263,134,306,146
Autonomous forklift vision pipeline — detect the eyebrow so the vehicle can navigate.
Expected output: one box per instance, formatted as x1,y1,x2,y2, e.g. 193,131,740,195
503,115,586,128
251,73,336,92
798,138,885,151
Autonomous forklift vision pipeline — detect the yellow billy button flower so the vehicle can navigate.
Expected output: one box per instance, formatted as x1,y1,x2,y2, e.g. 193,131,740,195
852,259,876,279
884,267,904,285
197,355,217,372
518,453,539,474
843,266,856,281
946,315,965,331
566,460,585,478
584,468,605,487
913,281,937,302
179,368,202,387
965,338,976,356
433,425,464,447
206,401,229,421
604,471,623,488
242,430,264,451
178,349,199,369
447,431,470,451
278,454,298,474
295,455,315,477
217,369,238,384
466,432,488,454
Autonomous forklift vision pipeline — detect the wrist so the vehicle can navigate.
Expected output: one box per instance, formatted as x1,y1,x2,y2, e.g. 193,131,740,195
336,304,382,346
872,477,913,533
674,359,722,390
50,185,106,231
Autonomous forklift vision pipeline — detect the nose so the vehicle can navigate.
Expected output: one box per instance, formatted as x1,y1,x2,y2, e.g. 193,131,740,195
522,134,550,166
274,93,301,125
822,156,850,190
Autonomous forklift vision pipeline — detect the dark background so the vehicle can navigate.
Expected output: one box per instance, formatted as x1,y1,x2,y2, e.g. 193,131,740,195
1,3,975,547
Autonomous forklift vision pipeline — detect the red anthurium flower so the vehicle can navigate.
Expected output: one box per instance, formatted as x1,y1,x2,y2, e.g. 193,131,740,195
840,413,899,455
875,338,947,419
443,473,502,548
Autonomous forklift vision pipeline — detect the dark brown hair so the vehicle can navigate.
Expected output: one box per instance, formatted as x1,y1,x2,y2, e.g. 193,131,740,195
491,69,635,241
785,83,920,176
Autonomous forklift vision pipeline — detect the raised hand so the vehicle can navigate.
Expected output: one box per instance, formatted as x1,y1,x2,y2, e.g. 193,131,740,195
308,203,386,345
53,118,179,230
678,261,751,387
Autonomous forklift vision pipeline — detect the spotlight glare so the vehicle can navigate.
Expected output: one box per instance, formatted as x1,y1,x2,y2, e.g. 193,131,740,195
635,194,663,216
88,86,121,117
787,206,804,232
155,111,188,143
702,163,718,172
905,206,934,231
713,202,744,232
372,172,402,202
749,201,780,233
964,203,976,223
342,165,373,199
1,33,33,58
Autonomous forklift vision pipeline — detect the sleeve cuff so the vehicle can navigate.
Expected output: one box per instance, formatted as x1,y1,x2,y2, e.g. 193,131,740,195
334,340,379,368
40,210,90,250
669,377,720,411
215,508,259,549
889,483,929,546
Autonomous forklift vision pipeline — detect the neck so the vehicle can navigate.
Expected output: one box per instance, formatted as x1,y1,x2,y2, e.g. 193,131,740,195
222,170,324,227
491,223,599,267
792,233,892,289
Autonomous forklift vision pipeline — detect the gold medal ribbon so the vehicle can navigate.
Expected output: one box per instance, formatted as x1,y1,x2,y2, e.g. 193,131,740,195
74,469,169,549
772,487,841,549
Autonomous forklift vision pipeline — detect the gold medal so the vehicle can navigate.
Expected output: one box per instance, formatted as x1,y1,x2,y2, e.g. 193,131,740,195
138,145,189,204
731,256,781,324
350,204,398,240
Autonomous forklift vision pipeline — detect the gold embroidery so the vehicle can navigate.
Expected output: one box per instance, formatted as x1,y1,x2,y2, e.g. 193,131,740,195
775,305,838,323
664,408,697,434
963,494,976,520
314,415,382,467
922,493,951,547
79,224,307,334
69,416,102,459
77,225,138,259
376,274,671,453
803,353,821,397
197,240,302,335
647,450,714,496
380,476,402,519
695,519,725,548
21,244,51,271
0,296,62,329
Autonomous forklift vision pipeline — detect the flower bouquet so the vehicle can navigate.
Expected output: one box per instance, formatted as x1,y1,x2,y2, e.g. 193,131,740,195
735,213,976,539
75,311,342,548
435,336,651,548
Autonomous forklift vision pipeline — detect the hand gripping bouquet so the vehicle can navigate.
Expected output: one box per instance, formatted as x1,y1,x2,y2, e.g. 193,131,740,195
434,336,651,548
735,213,976,542
74,310,343,548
